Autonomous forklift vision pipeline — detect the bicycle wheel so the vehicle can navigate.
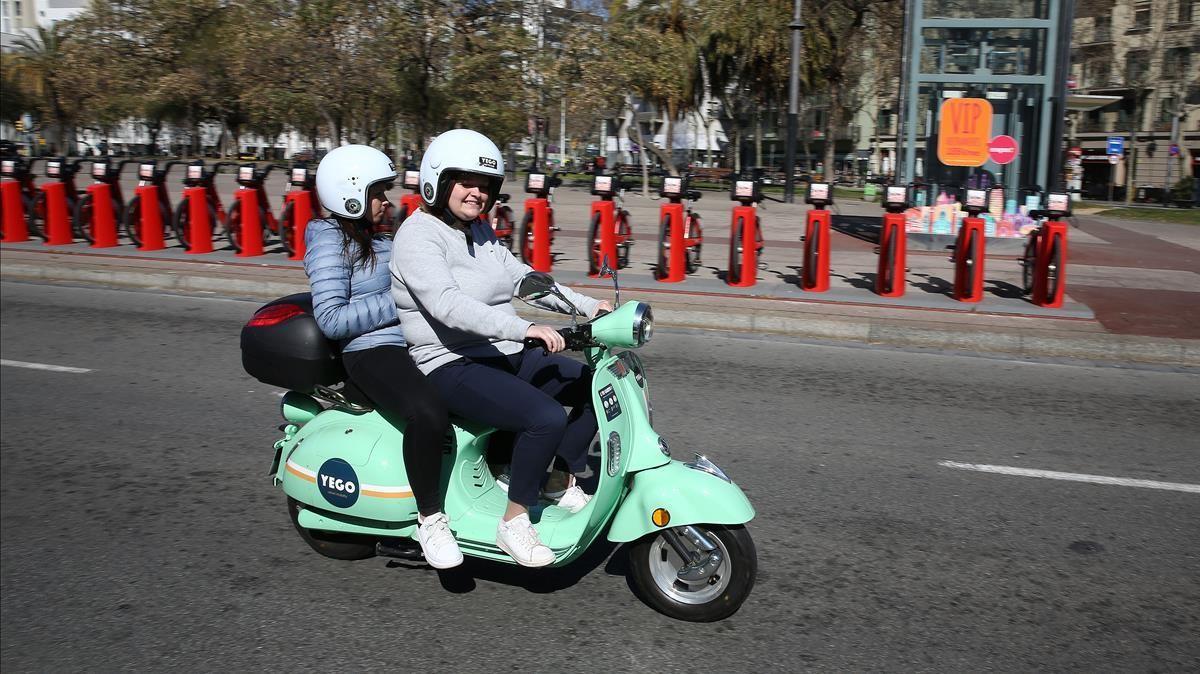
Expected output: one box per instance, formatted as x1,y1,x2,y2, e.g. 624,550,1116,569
518,209,534,264
879,224,899,294
616,211,632,268
27,192,47,241
280,201,296,256
728,216,745,284
685,214,703,273
225,200,242,251
173,197,191,248
496,207,514,251
124,196,142,246
1020,231,1039,294
587,212,602,275
655,213,670,280
803,220,821,287
1045,237,1062,301
74,193,95,244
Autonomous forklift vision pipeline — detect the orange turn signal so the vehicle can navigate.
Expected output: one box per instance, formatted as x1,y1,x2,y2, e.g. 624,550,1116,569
651,508,670,527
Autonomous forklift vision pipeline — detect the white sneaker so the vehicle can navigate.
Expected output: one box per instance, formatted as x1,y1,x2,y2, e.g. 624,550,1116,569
496,514,555,567
495,471,510,494
416,512,463,569
556,485,592,513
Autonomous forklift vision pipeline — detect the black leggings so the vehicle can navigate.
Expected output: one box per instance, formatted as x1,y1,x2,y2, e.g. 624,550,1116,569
342,345,450,517
427,349,596,507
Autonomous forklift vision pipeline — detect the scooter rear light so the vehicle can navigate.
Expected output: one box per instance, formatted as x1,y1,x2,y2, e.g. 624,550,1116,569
247,304,305,327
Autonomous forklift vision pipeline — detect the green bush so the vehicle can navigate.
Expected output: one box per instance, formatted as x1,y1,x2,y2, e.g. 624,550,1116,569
1171,175,1195,201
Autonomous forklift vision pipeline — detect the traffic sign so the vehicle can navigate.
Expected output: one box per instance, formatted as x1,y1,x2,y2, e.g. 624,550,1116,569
1108,155,1120,165
937,98,994,167
1169,143,1180,157
987,135,1019,165
1106,136,1124,156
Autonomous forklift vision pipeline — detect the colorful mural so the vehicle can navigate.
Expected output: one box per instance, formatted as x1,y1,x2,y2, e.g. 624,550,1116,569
903,189,1040,239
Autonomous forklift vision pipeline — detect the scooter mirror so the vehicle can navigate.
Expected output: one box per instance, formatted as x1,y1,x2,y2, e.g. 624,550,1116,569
517,271,556,300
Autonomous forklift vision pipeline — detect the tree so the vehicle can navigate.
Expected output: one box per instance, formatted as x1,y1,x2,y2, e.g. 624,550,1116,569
700,0,792,172
803,0,899,177
9,25,76,153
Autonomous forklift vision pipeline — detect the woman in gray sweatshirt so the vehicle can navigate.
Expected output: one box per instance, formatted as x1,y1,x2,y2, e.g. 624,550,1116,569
305,145,461,570
390,129,611,568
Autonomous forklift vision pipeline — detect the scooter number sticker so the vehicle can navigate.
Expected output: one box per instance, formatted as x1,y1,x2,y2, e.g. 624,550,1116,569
599,384,622,422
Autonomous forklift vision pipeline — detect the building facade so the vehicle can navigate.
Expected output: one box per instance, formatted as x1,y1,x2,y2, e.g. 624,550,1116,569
1070,0,1199,201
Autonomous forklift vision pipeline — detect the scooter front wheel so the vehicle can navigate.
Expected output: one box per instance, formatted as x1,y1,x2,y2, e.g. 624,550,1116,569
287,497,376,561
628,523,756,622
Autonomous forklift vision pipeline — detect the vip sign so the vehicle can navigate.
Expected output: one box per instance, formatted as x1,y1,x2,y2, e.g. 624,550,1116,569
937,98,994,167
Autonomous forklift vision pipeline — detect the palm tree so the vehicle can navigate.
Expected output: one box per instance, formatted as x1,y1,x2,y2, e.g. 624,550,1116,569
9,24,75,154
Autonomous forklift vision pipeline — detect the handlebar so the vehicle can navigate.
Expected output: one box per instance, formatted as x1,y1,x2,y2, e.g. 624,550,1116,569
522,324,596,352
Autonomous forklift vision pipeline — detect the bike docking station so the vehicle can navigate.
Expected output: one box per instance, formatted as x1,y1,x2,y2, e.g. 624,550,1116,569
1026,192,1070,309
1,158,30,242
654,175,693,283
395,169,423,226
133,161,168,251
800,181,832,292
949,187,988,303
520,171,559,272
39,158,78,246
181,161,217,254
284,163,317,260
874,185,911,297
84,159,121,248
588,173,621,278
234,164,266,258
726,176,762,288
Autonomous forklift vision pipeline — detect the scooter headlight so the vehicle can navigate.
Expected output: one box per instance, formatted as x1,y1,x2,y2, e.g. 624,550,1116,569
684,454,731,483
633,304,654,346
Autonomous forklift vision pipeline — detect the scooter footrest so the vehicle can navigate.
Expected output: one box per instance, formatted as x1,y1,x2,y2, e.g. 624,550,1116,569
376,538,423,560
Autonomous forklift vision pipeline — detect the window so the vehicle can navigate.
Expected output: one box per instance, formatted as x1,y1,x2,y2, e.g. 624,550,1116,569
1160,97,1177,123
1179,0,1194,22
1134,3,1151,30
1085,59,1112,88
1093,15,1111,42
1126,50,1149,84
1164,47,1191,79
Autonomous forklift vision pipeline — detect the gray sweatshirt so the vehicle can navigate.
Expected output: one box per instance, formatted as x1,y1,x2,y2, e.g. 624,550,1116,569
390,210,601,374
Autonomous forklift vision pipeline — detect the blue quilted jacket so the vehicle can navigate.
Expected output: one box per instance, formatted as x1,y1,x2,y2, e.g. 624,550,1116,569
303,218,406,352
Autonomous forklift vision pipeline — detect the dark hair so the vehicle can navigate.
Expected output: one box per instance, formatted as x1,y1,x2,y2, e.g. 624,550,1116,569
335,216,377,271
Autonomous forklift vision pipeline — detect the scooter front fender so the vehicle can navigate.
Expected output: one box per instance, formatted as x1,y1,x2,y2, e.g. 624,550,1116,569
607,460,755,543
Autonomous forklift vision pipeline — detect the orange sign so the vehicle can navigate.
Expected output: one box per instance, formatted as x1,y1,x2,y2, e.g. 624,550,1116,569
937,98,993,167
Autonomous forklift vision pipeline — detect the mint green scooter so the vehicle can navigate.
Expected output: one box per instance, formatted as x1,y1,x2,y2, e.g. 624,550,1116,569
241,263,756,621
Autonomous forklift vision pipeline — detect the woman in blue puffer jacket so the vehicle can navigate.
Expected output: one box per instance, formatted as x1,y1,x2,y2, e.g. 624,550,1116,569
303,144,461,569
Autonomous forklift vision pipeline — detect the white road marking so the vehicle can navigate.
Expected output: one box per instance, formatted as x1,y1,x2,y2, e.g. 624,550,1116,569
938,461,1200,494
0,359,92,374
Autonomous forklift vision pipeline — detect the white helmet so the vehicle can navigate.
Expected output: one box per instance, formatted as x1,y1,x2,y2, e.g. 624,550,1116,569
315,145,397,219
419,129,505,212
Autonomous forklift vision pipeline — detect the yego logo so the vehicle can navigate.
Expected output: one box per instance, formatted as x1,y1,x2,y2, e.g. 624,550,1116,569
317,458,359,508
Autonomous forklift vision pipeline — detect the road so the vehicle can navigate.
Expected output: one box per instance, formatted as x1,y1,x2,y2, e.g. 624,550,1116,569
1,281,1197,671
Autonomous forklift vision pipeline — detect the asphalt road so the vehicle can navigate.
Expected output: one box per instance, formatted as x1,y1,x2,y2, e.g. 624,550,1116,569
2,281,1197,671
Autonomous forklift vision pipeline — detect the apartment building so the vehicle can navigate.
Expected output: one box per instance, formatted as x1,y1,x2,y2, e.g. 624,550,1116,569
1070,0,1198,200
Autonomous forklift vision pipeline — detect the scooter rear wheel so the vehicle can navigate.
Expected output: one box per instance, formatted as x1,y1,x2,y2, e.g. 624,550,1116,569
629,523,756,622
287,497,376,561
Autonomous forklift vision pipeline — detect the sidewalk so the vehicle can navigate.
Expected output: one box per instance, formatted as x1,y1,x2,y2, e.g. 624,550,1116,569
2,185,1197,368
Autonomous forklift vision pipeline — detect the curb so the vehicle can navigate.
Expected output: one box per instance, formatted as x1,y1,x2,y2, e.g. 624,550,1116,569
2,258,1196,369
